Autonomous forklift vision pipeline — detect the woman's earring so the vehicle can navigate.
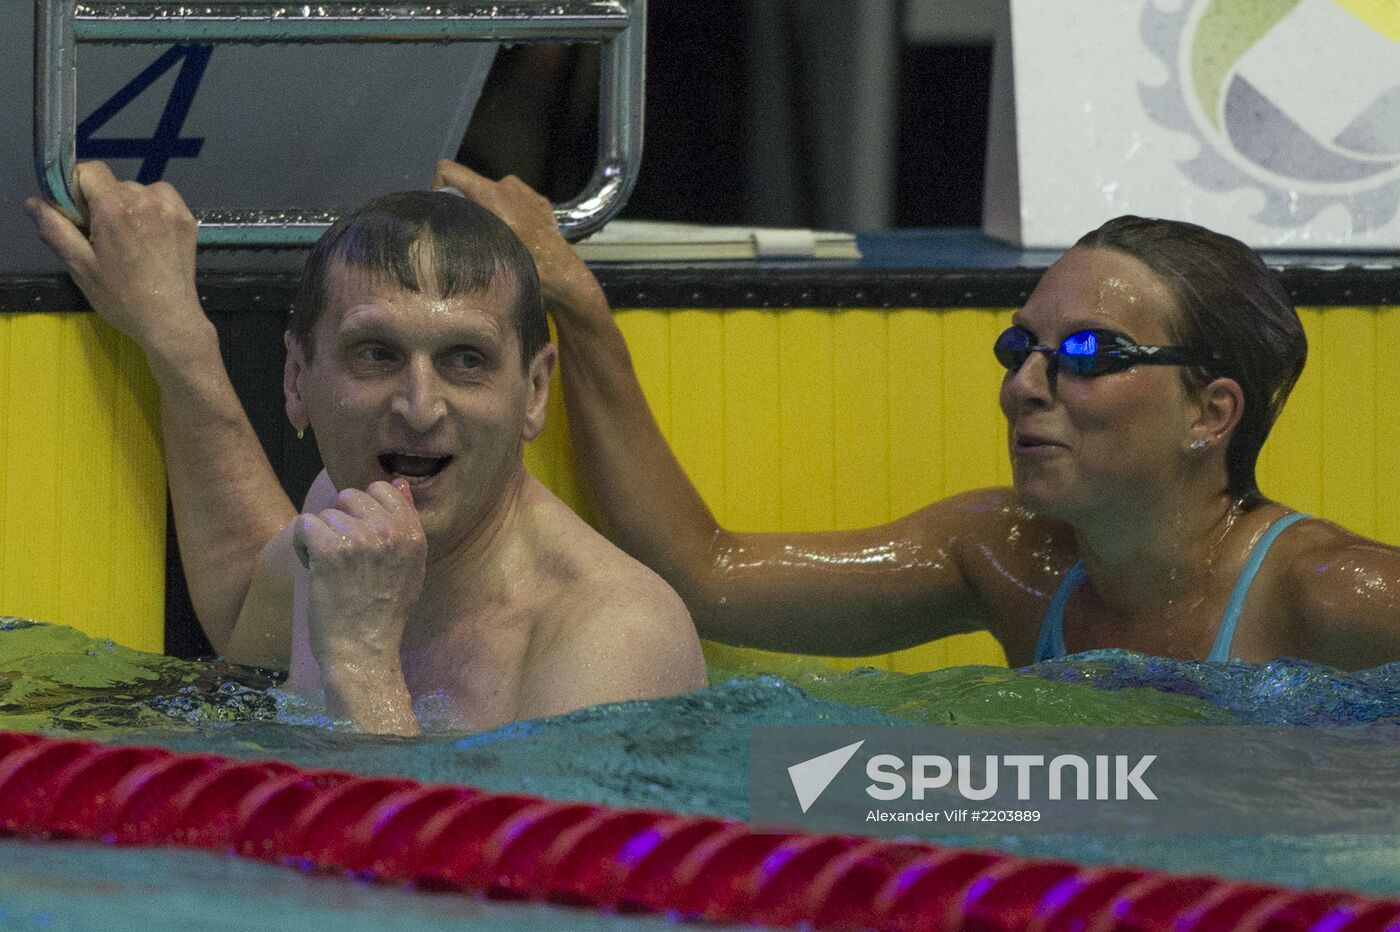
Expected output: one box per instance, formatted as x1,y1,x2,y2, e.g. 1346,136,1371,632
1190,438,1209,450
297,428,305,441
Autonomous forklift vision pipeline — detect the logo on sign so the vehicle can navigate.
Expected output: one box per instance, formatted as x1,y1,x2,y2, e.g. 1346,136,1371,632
1140,0,1400,234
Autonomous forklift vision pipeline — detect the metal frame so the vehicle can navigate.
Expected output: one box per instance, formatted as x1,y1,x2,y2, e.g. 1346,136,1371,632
34,1,646,245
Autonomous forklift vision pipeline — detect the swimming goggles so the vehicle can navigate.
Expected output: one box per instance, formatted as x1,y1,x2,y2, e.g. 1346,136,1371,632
993,325,1203,377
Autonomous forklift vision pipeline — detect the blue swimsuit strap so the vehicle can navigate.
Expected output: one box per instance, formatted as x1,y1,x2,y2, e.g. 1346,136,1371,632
1035,561,1085,662
1034,512,1311,664
1207,511,1310,662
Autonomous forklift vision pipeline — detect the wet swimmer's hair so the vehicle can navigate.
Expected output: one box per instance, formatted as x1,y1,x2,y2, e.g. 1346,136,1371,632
1075,216,1306,499
289,190,547,367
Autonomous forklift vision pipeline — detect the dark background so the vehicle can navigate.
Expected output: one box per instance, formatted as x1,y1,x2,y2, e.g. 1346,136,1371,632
457,4,991,227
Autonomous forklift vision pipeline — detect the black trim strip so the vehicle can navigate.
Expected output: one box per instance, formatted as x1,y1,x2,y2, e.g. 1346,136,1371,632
3,264,1398,314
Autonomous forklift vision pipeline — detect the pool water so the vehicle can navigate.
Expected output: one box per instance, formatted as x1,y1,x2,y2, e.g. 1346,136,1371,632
2,616,1399,929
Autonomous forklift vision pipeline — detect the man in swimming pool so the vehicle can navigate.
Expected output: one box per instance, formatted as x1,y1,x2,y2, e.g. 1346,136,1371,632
27,162,707,735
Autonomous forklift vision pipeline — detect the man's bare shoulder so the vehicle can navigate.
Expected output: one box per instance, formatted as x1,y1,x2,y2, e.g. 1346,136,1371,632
528,483,701,644
520,478,677,584
516,481,708,716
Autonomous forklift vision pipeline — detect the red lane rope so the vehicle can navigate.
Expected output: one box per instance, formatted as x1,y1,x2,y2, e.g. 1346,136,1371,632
2,732,1398,931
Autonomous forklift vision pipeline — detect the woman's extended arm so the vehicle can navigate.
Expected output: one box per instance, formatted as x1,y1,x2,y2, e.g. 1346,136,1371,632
433,163,1000,655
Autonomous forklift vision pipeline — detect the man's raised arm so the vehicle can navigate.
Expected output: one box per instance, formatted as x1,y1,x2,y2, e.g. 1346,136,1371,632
27,162,296,660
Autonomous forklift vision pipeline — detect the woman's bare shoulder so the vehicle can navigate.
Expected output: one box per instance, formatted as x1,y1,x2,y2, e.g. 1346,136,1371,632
904,487,1079,651
1275,515,1400,670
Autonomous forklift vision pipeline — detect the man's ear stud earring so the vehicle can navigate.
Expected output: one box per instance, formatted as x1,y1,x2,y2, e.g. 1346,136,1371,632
1190,438,1208,450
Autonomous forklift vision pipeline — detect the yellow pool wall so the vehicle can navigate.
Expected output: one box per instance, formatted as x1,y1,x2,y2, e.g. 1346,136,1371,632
3,303,1398,665
0,312,165,653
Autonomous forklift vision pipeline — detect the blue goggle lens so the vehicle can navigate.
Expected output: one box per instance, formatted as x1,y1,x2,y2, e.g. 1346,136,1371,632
995,325,1202,379
994,326,1119,377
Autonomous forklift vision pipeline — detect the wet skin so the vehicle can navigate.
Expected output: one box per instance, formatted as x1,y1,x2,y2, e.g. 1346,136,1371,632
984,247,1264,660
279,266,551,731
285,267,546,563
1001,247,1205,525
438,145,1400,672
272,264,705,733
672,245,1286,665
27,161,707,735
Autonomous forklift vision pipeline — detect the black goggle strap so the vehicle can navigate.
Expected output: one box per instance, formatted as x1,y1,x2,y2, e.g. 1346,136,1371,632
1093,339,1201,367
997,327,1200,371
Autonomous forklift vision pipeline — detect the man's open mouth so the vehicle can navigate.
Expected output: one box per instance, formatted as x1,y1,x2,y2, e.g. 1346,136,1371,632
378,452,454,481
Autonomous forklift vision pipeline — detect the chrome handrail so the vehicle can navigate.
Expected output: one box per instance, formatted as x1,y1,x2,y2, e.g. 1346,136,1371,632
34,0,646,245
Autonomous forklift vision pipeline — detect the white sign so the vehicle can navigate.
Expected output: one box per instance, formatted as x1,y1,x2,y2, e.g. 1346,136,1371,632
2,4,495,273
985,0,1400,250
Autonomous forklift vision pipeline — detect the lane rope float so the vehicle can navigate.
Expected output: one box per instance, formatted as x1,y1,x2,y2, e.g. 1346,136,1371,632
2,732,1398,931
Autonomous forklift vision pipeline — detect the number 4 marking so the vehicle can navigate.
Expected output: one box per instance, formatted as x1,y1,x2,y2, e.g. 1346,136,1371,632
77,44,213,184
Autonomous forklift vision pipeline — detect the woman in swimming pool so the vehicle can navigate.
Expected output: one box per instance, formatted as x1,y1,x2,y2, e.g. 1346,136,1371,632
437,162,1400,671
